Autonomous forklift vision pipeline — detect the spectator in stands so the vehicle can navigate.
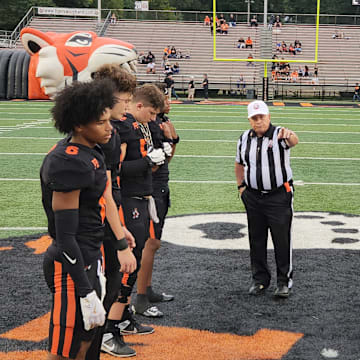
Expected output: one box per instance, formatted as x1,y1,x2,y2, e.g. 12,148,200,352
291,70,298,83
188,76,195,100
176,49,183,59
169,46,177,58
275,16,282,28
229,14,236,27
216,22,222,34
219,14,225,25
271,55,278,71
245,36,253,49
221,21,229,35
210,17,214,34
276,42,282,53
304,65,309,77
294,39,302,52
202,74,209,100
314,64,318,77
163,46,170,56
332,30,343,39
146,51,155,64
353,83,360,101
237,37,246,49
298,66,304,77
146,61,156,74
204,15,211,26
247,53,255,66
281,41,287,53
111,13,117,24
268,14,276,30
250,16,258,27
138,51,146,64
185,49,191,59
164,61,172,75
289,43,296,56
171,62,180,74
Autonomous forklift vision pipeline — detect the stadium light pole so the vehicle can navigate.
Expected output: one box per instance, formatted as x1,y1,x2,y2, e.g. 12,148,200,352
98,0,101,24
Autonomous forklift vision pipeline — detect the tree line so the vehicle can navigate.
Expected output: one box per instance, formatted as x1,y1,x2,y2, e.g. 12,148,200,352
1,0,359,31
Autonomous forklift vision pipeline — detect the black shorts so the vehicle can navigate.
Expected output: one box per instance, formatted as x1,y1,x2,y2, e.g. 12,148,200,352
43,256,102,359
121,196,150,260
150,187,170,240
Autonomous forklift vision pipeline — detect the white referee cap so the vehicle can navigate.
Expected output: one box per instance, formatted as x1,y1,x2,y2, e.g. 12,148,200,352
247,100,269,119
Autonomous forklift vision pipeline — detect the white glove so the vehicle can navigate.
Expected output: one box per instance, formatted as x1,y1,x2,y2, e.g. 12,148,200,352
163,142,173,157
80,290,106,331
148,196,159,223
147,148,165,165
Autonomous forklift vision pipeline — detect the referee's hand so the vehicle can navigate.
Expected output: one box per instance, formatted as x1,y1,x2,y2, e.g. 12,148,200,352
277,127,294,140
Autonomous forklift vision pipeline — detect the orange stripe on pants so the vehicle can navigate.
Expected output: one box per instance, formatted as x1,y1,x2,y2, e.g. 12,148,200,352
63,274,76,357
51,261,62,355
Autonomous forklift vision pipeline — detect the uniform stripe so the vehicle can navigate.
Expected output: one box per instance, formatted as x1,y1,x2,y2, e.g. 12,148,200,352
118,206,126,227
63,274,76,357
51,261,62,355
149,220,155,239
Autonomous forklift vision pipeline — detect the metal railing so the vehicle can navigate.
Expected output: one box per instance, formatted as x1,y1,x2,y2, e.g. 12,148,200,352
7,7,37,48
98,10,112,36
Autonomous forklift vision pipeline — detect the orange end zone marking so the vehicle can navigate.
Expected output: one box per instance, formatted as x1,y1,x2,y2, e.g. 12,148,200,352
25,235,52,255
103,326,303,360
0,246,13,251
0,313,50,342
273,102,285,106
300,102,313,107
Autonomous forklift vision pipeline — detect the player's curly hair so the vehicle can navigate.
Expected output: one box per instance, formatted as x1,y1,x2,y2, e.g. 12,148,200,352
133,84,164,110
92,63,137,94
51,79,115,134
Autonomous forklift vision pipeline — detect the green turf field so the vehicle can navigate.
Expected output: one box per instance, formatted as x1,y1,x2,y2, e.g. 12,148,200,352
0,102,359,239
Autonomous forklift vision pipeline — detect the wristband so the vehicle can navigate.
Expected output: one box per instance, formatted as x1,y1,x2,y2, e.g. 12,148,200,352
172,136,180,144
237,182,246,190
114,237,128,251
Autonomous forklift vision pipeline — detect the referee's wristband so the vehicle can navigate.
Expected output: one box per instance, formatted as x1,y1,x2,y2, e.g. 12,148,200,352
114,237,128,251
237,183,246,190
172,136,180,144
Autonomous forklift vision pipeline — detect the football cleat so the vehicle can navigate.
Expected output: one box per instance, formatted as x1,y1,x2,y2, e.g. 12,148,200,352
119,318,155,335
101,332,136,357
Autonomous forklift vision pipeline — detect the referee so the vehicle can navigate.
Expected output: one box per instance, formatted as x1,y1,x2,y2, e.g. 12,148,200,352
235,100,299,298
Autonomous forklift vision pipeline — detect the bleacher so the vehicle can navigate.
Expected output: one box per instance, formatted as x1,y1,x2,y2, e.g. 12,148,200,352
13,16,360,93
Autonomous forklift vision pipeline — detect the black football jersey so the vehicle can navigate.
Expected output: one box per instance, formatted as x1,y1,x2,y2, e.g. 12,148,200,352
40,137,107,265
149,115,169,187
115,113,153,197
100,125,122,207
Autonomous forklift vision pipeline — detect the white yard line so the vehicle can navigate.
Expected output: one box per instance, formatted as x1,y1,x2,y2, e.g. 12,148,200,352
176,129,360,134
0,153,359,160
0,178,359,186
171,120,360,127
0,137,358,145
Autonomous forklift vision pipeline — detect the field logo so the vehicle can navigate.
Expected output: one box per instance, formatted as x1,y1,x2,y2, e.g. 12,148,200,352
162,212,360,250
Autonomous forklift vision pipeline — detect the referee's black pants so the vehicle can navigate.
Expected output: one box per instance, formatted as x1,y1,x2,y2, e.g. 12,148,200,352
241,185,294,288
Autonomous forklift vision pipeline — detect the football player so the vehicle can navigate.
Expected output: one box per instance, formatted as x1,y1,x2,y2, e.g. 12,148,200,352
41,79,136,360
134,87,180,315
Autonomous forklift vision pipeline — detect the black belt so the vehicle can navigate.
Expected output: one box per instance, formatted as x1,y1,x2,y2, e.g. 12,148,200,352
247,180,293,196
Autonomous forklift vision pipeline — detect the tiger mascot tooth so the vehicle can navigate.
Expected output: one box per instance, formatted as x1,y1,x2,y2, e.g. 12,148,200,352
20,27,137,99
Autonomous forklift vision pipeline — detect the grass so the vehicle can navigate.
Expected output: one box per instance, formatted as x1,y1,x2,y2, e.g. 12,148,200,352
0,101,359,239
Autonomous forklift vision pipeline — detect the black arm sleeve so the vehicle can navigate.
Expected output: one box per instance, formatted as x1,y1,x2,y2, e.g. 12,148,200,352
120,157,152,177
54,209,93,297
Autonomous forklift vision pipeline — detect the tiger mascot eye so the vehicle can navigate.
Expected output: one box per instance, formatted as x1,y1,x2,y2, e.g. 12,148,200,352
0,27,137,100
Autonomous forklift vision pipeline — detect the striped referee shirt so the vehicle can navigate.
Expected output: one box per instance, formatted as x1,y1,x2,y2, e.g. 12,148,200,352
235,124,293,191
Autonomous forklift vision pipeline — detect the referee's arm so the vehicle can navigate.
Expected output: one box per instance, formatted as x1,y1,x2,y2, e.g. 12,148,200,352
235,162,246,194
